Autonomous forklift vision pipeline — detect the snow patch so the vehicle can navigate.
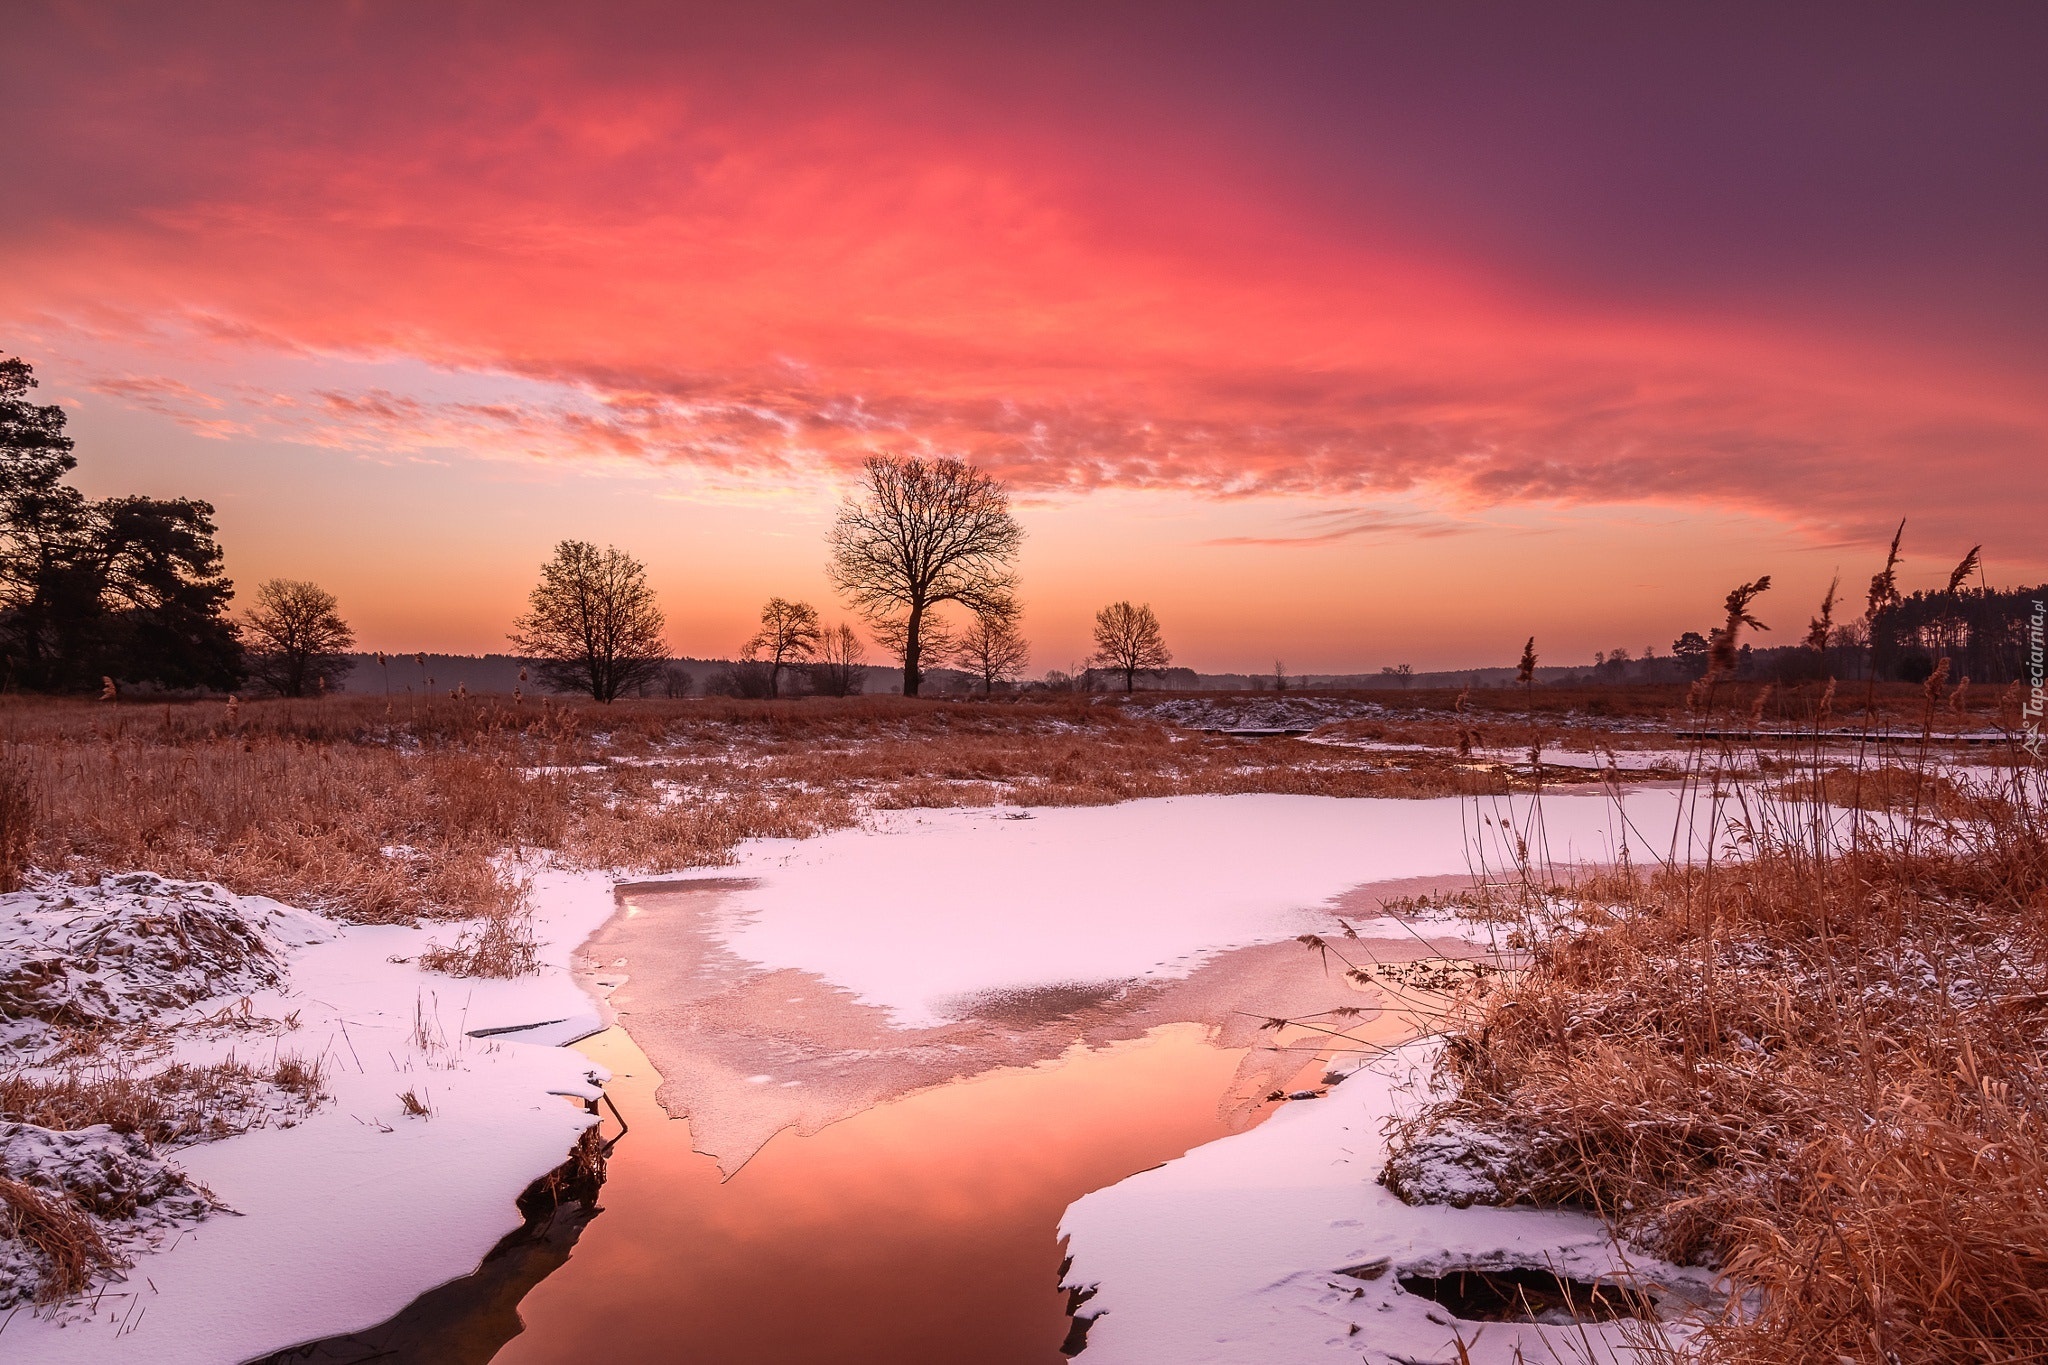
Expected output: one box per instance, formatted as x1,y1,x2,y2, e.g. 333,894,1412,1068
0,874,330,1056
0,869,623,1364
1059,1044,1713,1363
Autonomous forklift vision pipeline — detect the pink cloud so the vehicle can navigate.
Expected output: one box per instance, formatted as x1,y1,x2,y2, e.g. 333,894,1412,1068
1,9,2041,566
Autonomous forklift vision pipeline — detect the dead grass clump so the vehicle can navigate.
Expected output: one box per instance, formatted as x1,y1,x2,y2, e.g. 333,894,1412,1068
0,1054,329,1145
419,912,539,979
1382,762,2048,1359
1379,886,1524,924
271,1053,323,1099
1712,1102,2048,1363
0,754,37,894
0,1175,115,1303
1784,763,1970,814
1,1069,174,1142
869,778,1008,810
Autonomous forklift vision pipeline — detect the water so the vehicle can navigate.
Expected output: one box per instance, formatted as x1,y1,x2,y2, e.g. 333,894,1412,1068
491,1023,1275,1362
271,863,1457,1365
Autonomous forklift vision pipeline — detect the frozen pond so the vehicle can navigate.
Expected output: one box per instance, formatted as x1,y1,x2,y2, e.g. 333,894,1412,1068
258,790,1712,1364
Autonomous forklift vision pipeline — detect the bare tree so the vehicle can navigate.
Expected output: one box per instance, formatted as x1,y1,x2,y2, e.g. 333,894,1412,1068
950,605,1032,695
827,454,1023,697
809,622,868,697
508,541,667,702
1091,601,1171,692
705,659,774,698
243,578,356,697
955,606,1030,694
745,597,822,698
660,664,693,698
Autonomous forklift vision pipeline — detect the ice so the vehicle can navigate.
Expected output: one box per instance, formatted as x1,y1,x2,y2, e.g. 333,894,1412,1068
700,790,1707,1029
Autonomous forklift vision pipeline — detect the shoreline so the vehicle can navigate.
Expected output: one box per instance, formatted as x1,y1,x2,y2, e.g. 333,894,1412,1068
1,870,622,1365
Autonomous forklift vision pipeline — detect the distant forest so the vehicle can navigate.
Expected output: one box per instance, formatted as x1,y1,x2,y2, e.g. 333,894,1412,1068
331,584,2043,699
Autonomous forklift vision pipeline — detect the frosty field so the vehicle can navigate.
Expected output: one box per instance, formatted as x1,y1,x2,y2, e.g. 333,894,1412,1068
1,687,2036,1364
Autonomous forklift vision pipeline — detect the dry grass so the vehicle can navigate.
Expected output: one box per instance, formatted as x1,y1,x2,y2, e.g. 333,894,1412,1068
0,692,1513,940
0,1054,328,1145
0,687,1999,988
0,752,37,894
418,911,539,978
0,1176,115,1304
1382,726,2048,1360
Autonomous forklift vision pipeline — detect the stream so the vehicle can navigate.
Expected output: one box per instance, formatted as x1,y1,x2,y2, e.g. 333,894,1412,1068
259,794,1591,1364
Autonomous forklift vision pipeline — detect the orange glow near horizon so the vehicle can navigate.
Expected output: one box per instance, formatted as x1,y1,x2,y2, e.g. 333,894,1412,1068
4,6,2043,672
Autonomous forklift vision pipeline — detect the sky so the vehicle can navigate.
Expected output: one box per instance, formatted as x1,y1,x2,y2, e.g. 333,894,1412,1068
3,2,2044,672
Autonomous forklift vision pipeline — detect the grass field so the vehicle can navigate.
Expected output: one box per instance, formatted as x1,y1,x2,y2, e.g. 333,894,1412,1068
4,679,2042,1352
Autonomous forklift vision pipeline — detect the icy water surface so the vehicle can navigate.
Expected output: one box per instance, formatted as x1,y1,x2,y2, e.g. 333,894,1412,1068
270,807,1514,1365
495,1022,1264,1363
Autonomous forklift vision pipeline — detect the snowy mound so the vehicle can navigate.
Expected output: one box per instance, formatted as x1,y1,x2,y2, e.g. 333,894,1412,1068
1,1122,216,1311
0,874,330,1053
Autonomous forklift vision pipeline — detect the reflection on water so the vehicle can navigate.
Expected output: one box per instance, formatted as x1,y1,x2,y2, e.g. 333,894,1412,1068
488,1022,1284,1364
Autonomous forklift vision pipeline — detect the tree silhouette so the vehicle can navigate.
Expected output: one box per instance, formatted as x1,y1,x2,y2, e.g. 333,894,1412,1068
827,454,1022,697
809,622,869,697
955,605,1030,694
244,578,356,697
508,541,667,702
1091,601,1171,692
0,357,242,691
745,597,822,697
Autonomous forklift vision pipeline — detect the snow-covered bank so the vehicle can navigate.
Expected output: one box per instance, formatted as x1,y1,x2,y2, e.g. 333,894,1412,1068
1059,1044,1714,1364
2,870,621,1365
688,789,1709,1029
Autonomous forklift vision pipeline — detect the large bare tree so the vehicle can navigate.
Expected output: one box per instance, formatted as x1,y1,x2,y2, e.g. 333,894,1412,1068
243,577,356,697
827,454,1022,697
508,541,667,702
745,597,822,698
955,605,1030,694
869,611,955,690
1092,601,1172,692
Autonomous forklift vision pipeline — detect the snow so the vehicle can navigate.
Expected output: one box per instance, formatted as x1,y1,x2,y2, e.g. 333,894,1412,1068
1,869,621,1364
691,790,1711,1030
0,1123,217,1310
0,875,321,1055
1059,1044,1713,1364
0,787,1784,1358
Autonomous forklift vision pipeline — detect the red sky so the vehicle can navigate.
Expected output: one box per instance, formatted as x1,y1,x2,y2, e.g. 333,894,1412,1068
4,3,2044,670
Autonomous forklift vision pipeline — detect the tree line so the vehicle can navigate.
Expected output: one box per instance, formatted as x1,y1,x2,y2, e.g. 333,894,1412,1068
1,359,1180,702
0,357,356,697
20,348,2040,704
1653,530,2042,687
509,453,1179,700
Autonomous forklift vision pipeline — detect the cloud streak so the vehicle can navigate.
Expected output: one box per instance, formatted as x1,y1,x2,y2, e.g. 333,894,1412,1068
3,5,2043,560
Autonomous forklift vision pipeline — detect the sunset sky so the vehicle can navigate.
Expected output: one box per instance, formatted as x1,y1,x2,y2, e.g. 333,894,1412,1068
4,3,2044,672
